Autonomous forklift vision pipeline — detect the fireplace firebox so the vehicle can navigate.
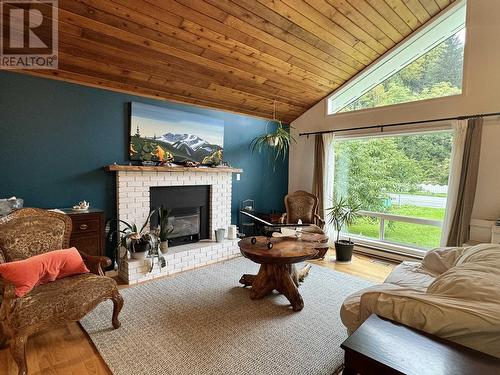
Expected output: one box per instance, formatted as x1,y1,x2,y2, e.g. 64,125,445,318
150,185,210,247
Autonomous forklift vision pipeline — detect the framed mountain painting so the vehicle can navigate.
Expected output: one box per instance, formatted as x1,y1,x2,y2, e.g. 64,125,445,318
129,102,224,165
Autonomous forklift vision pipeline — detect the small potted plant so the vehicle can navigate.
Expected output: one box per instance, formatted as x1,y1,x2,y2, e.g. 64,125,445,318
106,210,156,264
130,232,154,260
157,205,173,252
326,198,361,263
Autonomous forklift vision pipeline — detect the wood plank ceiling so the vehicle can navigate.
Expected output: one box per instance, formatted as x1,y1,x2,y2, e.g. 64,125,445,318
21,0,456,123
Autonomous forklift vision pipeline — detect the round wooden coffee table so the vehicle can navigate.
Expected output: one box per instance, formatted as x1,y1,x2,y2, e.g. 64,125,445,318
238,234,328,311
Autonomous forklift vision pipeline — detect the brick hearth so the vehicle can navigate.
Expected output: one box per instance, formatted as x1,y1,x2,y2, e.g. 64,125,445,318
114,169,239,284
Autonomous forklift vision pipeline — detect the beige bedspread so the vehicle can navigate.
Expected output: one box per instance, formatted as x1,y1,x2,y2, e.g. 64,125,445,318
341,244,500,358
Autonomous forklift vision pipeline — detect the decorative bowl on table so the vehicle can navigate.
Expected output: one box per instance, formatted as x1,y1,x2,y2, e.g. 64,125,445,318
72,200,90,211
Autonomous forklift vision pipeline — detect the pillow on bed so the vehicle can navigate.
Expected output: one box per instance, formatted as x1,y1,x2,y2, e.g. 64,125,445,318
0,247,89,297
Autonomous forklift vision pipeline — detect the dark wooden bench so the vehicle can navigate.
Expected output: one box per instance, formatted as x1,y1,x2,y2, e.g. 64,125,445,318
341,314,500,375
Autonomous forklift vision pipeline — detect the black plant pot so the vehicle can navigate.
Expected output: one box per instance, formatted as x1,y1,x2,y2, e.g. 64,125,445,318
334,240,354,263
133,241,151,253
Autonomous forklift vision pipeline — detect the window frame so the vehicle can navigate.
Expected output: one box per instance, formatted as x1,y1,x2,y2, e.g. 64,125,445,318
331,127,455,256
327,0,467,115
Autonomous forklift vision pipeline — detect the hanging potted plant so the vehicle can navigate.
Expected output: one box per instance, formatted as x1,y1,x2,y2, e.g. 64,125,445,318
250,100,295,168
326,198,361,263
157,205,174,252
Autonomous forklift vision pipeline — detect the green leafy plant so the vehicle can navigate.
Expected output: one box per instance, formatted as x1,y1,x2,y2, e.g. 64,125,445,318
250,101,295,168
106,209,156,264
157,205,174,242
326,197,361,243
250,121,295,164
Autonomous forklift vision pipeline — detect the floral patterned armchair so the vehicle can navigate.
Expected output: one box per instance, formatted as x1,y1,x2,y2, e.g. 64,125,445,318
280,190,325,229
0,208,123,375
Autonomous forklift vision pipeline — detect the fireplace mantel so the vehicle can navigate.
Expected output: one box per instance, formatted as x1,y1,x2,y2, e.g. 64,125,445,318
105,164,242,173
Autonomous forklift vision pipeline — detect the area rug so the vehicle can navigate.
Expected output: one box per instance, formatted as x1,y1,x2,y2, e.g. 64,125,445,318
81,257,373,375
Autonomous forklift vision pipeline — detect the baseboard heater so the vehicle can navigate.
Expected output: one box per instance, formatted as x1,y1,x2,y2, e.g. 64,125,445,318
354,244,423,263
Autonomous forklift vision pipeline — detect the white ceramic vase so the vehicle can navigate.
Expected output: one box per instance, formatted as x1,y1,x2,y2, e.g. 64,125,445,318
159,241,169,253
131,251,148,260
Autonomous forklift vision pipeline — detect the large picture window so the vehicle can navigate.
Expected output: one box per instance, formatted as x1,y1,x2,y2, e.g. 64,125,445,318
333,131,453,252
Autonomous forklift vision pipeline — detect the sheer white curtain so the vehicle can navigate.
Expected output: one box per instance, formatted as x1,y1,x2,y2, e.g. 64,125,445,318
440,119,467,246
322,133,335,241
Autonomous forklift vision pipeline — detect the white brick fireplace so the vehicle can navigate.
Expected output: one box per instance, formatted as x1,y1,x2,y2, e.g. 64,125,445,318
109,166,243,284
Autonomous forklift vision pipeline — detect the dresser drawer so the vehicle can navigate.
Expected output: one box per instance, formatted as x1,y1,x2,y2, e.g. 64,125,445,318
70,234,100,257
66,209,105,258
71,217,100,234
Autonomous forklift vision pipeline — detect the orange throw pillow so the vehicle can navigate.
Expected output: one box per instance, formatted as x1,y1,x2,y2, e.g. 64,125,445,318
0,247,90,297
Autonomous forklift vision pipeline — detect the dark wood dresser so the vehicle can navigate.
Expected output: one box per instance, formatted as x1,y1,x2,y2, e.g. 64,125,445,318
60,208,105,257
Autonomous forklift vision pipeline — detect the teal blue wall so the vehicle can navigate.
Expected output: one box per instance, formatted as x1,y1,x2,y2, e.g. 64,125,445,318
0,72,288,256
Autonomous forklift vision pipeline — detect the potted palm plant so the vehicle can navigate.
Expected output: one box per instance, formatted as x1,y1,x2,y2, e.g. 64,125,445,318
326,198,361,263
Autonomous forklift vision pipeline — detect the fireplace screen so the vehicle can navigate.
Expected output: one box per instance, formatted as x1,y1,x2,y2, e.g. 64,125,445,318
168,211,200,239
150,185,209,246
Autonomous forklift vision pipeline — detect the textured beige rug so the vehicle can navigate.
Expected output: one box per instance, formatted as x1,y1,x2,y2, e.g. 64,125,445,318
81,257,372,375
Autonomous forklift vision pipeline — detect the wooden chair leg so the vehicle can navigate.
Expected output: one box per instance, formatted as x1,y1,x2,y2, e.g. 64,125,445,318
111,290,124,329
10,335,28,375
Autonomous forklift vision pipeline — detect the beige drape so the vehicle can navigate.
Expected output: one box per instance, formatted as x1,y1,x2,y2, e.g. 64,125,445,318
440,120,467,246
446,117,483,246
312,134,324,215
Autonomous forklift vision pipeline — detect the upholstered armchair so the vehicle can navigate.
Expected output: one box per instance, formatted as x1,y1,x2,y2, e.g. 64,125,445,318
280,190,325,229
0,208,123,375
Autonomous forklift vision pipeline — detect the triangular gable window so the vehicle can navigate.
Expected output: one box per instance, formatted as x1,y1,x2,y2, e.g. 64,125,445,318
328,1,466,114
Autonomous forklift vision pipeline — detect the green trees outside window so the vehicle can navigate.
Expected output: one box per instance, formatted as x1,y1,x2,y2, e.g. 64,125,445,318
333,131,453,249
340,30,465,113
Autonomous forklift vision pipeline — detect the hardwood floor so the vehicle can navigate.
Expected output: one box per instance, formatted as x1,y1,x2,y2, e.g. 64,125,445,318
0,322,110,375
0,252,396,374
310,249,396,283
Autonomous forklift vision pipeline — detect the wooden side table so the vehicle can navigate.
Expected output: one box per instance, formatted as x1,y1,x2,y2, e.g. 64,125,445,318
238,235,328,311
341,314,500,375
59,208,105,257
